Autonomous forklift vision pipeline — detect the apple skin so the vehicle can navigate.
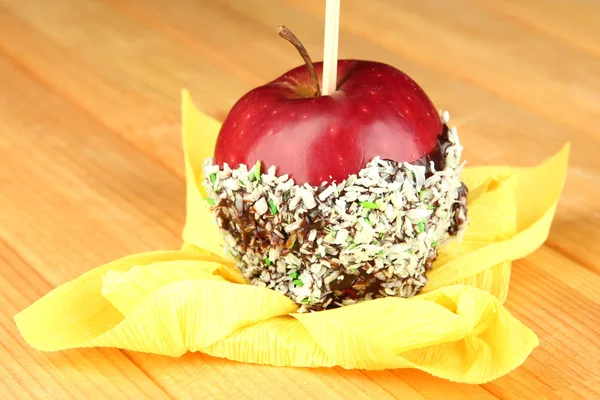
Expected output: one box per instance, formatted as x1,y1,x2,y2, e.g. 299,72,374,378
215,60,442,186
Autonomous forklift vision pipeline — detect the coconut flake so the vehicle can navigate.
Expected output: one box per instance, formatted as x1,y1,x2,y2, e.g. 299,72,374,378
254,197,268,215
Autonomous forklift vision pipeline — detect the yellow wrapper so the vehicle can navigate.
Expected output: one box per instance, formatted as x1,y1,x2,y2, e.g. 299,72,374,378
14,90,569,384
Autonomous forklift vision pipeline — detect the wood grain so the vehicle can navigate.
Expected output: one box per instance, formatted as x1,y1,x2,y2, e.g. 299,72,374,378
0,0,598,398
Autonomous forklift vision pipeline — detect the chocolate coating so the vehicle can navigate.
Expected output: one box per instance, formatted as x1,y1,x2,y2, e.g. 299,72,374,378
412,124,451,174
208,124,467,311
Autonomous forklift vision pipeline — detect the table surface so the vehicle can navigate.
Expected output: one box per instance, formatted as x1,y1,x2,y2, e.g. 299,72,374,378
1,0,599,399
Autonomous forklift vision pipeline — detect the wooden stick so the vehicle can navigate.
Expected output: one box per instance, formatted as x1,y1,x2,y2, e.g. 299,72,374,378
322,0,340,96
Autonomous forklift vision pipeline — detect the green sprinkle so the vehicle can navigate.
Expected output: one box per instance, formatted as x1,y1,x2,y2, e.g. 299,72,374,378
431,240,439,248
347,243,358,251
293,279,304,287
427,204,435,210
301,298,310,304
249,161,262,181
418,222,425,232
269,200,278,215
359,201,378,209
379,232,384,239
238,180,246,187
204,197,215,206
407,250,415,255
363,217,373,226
264,257,271,266
290,271,300,279
419,190,426,200
210,173,217,184
377,250,384,256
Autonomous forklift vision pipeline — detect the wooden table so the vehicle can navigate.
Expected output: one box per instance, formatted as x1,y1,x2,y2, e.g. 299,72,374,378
1,1,599,398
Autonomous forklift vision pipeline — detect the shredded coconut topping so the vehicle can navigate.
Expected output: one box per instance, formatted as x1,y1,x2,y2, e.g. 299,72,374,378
203,115,467,312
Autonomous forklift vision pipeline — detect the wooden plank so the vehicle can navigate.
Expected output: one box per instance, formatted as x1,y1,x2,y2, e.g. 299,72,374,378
470,0,600,58
0,54,184,278
0,240,171,399
0,0,598,398
0,0,251,114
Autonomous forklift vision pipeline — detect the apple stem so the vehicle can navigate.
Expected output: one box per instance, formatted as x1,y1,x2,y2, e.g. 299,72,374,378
278,25,321,97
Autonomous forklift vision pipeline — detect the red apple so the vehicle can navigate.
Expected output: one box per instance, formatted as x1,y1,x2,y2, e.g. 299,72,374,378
215,39,442,186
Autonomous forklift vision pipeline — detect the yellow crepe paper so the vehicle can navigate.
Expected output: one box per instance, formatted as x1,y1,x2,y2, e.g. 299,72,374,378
14,90,569,384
